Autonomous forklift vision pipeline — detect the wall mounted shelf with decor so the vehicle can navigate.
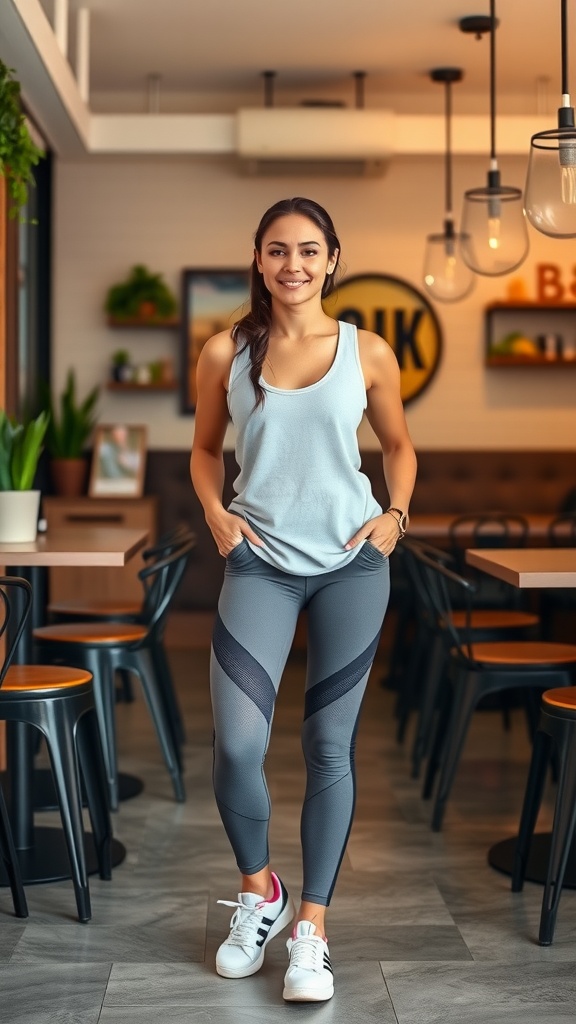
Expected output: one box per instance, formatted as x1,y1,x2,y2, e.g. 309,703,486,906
485,301,576,367
106,381,177,392
107,318,180,329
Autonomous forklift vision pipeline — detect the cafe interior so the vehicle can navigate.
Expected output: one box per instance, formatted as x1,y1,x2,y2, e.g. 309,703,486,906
1,0,576,1020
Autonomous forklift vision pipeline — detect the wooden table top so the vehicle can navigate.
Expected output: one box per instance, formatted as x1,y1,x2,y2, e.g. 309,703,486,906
0,527,149,567
466,548,576,588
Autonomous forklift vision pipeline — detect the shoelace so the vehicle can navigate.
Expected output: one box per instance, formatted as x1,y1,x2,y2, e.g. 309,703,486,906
289,936,325,971
217,899,265,950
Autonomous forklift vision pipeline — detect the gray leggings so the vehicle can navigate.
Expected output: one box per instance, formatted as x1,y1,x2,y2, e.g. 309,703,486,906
210,538,390,907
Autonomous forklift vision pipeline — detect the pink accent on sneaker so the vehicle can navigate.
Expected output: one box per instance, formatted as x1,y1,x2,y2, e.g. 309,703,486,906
269,872,281,903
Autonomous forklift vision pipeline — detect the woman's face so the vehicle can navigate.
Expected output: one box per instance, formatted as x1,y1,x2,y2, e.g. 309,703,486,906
255,214,338,308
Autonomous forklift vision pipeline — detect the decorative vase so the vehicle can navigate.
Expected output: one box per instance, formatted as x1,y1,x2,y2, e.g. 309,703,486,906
50,458,88,498
0,490,41,542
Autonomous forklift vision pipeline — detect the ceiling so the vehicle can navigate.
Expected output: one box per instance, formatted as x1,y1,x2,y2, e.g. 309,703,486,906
35,0,571,114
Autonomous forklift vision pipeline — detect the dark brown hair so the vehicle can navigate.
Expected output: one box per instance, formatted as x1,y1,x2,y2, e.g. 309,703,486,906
233,197,341,407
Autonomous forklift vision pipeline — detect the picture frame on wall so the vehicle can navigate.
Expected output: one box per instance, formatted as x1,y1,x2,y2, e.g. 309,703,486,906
89,424,147,497
180,268,250,414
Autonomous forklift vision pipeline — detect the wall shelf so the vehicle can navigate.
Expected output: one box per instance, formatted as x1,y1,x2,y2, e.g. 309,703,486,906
106,381,177,392
107,317,180,329
485,302,576,366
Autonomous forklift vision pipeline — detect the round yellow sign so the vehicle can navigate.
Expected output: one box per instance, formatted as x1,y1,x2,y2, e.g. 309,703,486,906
325,274,443,404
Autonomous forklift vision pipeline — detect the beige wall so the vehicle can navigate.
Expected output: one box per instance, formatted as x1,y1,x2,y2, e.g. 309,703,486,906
54,152,576,451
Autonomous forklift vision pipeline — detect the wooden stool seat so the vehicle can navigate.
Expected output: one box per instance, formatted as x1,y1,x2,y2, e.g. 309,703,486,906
542,686,576,712
34,623,147,645
2,665,93,692
49,600,142,617
451,609,540,630
469,641,576,667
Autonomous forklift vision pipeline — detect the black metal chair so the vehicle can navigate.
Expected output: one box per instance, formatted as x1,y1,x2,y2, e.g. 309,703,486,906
512,686,576,945
0,576,112,922
401,538,540,779
47,526,196,744
410,547,576,832
539,514,576,641
0,778,28,918
448,513,529,610
33,537,196,810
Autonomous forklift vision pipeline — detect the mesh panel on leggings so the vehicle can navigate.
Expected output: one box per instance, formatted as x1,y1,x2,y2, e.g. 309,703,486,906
304,633,380,719
212,612,276,723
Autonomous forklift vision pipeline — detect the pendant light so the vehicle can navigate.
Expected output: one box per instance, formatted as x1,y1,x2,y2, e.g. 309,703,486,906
423,68,475,303
525,0,576,238
460,1,529,276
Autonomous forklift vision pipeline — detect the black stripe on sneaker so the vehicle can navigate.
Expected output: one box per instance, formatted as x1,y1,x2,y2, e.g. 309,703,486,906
255,921,272,950
323,954,333,974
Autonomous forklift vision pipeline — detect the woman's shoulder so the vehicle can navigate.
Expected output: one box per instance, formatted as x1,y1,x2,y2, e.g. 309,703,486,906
356,328,396,364
197,329,237,370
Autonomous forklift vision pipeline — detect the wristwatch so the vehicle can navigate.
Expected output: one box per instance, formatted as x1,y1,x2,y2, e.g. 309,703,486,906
386,507,409,538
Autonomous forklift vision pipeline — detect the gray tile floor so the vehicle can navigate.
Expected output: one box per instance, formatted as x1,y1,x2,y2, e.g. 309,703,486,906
1,639,575,1023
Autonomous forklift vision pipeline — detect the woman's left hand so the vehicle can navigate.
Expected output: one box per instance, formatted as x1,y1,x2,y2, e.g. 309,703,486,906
344,513,403,557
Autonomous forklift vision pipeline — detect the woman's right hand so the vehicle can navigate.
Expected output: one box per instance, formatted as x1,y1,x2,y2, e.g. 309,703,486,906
206,509,264,557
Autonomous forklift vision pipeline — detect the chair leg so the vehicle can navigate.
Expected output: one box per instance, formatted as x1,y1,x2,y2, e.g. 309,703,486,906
539,734,576,946
88,649,121,811
76,708,113,880
422,678,452,800
116,668,135,703
0,784,28,918
431,672,479,832
124,648,185,803
43,710,92,923
395,626,426,745
512,729,552,892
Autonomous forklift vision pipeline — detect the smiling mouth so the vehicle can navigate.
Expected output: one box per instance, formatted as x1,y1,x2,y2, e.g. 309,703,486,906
279,280,308,288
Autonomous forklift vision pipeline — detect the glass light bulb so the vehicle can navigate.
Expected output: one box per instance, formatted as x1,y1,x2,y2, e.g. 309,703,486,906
560,139,576,204
488,196,501,249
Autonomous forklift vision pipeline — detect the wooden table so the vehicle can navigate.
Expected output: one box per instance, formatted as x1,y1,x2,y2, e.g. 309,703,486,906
466,548,576,588
0,526,149,887
466,546,576,887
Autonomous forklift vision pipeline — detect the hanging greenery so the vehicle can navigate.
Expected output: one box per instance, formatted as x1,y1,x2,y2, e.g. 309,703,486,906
0,59,44,218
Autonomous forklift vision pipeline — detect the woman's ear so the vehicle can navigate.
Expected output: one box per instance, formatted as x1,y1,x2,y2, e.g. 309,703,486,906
327,249,339,274
254,249,263,273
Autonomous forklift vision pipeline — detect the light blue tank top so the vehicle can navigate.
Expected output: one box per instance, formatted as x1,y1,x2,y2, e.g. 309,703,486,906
227,320,382,575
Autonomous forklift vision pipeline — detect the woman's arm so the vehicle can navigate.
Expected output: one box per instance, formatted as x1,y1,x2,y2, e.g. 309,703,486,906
190,332,263,556
345,330,417,554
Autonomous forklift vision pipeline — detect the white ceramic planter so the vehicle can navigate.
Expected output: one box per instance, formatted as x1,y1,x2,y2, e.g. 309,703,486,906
0,490,41,542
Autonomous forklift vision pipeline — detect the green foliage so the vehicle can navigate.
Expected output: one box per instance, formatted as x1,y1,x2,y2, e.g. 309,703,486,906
105,264,178,320
0,60,44,218
41,370,99,459
0,409,49,490
111,349,130,366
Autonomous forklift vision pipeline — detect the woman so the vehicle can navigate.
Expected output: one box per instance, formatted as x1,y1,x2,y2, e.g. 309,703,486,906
190,197,417,1002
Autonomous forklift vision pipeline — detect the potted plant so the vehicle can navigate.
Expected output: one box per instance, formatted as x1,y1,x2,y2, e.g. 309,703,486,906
110,349,133,382
41,371,100,497
0,408,49,541
0,60,43,218
105,264,178,324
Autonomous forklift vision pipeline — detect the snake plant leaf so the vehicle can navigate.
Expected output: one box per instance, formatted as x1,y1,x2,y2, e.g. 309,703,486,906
8,410,49,490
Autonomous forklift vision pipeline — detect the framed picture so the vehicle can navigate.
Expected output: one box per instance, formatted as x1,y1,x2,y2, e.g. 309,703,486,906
180,268,250,414
89,424,147,498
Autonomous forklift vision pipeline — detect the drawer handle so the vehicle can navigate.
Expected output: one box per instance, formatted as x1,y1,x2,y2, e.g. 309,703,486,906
64,514,125,524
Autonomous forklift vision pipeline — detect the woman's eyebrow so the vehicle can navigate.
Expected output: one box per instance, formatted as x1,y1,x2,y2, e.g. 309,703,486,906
265,239,321,247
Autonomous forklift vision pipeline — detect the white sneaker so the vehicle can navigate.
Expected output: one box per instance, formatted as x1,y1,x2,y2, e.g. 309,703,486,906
283,921,334,1002
216,872,294,979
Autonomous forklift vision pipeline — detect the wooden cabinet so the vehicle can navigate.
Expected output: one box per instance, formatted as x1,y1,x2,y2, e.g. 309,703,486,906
485,302,576,366
43,497,158,604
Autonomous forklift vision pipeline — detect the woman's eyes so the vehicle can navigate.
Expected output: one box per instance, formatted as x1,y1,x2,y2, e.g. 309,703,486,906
268,249,320,258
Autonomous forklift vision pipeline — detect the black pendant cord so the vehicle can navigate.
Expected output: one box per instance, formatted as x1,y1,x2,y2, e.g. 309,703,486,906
444,79,453,216
489,0,497,162
561,0,568,97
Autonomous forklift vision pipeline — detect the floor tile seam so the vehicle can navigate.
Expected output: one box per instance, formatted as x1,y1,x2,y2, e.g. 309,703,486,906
378,961,401,1024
